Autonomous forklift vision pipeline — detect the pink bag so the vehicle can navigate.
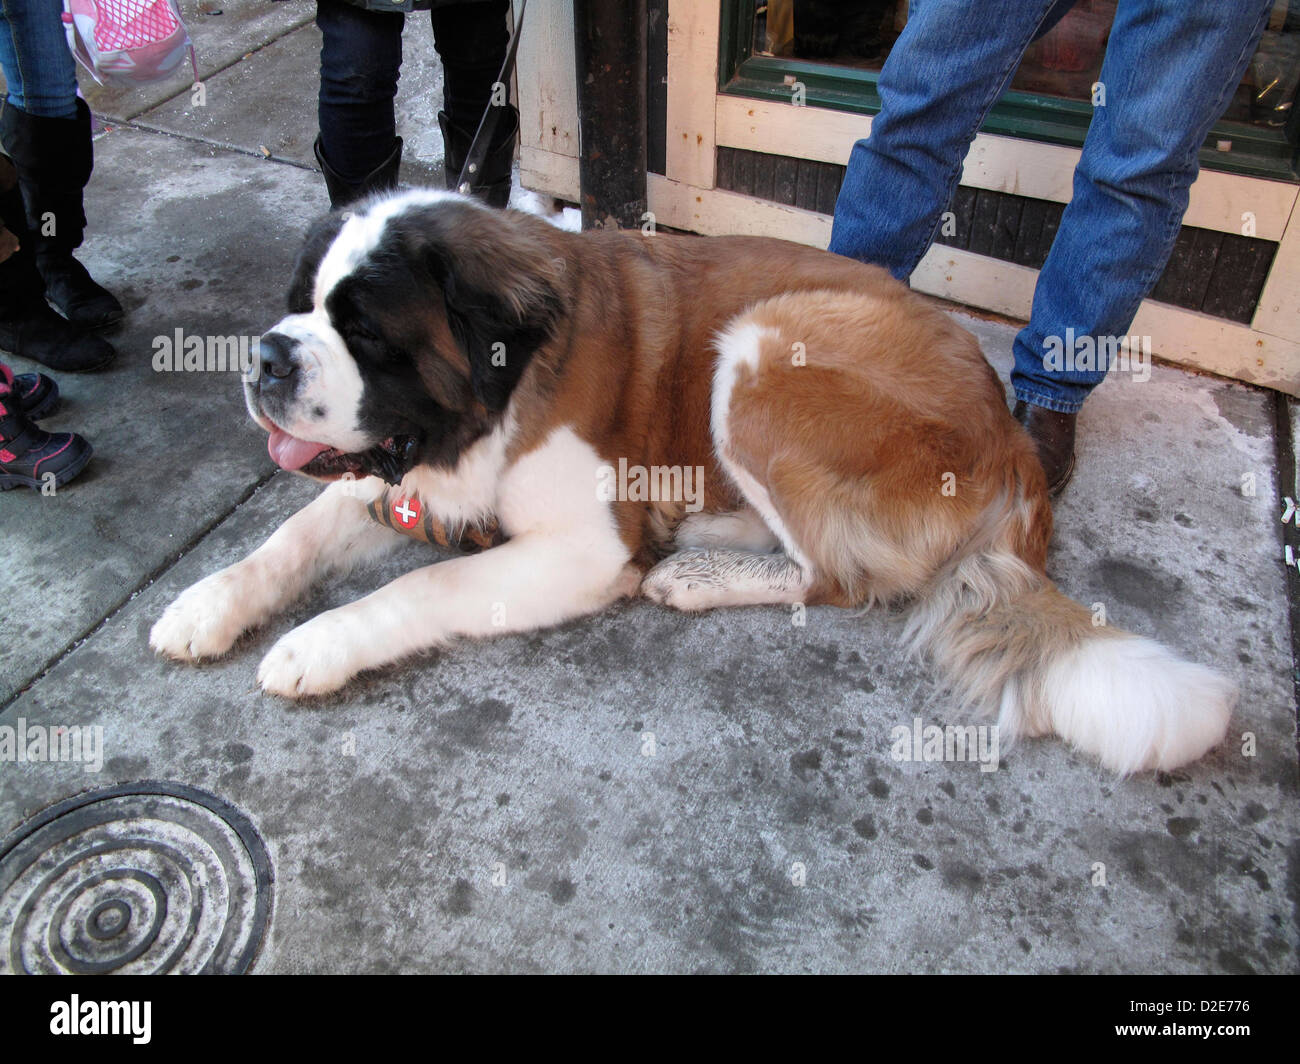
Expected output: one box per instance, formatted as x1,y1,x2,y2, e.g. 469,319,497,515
62,0,198,85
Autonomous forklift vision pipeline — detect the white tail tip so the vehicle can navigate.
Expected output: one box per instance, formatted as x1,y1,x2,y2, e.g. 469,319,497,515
1037,634,1235,774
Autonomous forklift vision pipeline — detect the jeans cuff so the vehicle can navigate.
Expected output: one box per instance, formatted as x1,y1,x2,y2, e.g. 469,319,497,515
1013,388,1084,415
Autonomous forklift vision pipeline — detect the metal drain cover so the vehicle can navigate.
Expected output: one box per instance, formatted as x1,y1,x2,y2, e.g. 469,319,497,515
0,781,272,974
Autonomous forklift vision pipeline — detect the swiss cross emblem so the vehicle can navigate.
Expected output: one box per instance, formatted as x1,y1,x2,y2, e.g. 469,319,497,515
392,496,421,529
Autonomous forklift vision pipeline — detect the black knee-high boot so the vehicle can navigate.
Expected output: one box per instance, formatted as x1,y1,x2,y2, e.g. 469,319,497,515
0,155,114,372
0,99,124,330
313,134,403,209
438,105,518,209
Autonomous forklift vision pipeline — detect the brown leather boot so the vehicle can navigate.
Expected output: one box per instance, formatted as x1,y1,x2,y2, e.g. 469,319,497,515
1013,400,1077,497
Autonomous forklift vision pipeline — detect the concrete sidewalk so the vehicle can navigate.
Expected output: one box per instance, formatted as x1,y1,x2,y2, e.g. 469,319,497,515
0,1,1296,974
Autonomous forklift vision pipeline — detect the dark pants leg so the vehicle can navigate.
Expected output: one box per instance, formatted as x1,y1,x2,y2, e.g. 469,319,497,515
430,0,511,131
316,0,404,184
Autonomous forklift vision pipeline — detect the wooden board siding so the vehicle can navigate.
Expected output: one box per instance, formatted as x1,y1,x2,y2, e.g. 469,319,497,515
715,145,1279,325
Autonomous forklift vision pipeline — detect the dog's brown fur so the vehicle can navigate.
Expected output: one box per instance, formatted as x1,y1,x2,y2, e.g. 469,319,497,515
494,215,1049,595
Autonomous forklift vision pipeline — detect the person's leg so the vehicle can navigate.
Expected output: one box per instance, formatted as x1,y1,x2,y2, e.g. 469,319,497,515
315,0,405,205
829,0,1073,278
1010,0,1274,415
0,0,78,118
430,0,514,206
0,97,124,328
0,0,121,328
431,0,509,124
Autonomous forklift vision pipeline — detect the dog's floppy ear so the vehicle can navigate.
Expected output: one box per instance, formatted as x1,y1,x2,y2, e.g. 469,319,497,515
416,203,566,412
287,211,350,313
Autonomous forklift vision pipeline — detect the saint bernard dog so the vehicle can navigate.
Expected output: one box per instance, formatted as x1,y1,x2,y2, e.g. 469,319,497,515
150,189,1234,774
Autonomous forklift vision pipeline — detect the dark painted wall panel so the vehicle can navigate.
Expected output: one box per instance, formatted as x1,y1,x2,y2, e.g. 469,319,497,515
794,158,820,211
715,146,735,193
647,0,667,176
773,155,800,206
966,191,1001,258
815,161,843,215
944,186,978,253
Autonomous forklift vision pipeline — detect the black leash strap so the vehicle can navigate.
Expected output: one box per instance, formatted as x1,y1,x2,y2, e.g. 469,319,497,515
455,0,529,195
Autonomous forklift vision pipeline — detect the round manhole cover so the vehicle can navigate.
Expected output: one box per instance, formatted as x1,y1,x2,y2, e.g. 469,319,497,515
0,781,272,974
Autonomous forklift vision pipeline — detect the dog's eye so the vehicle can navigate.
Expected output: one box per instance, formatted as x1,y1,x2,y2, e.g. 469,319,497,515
344,320,390,357
343,319,405,367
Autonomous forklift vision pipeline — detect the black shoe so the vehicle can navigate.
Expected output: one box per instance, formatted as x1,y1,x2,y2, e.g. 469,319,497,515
0,302,115,372
314,135,403,209
0,181,114,371
0,389,91,490
440,105,518,209
36,250,123,329
12,371,59,419
1013,400,1077,497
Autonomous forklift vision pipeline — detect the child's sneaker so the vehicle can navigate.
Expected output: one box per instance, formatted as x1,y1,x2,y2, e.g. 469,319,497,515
0,391,91,490
11,372,59,419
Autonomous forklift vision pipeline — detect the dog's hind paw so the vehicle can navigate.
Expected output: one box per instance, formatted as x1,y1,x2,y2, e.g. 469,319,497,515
642,548,810,612
641,551,720,611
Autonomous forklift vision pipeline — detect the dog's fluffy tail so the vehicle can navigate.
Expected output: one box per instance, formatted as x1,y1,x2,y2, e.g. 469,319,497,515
903,548,1234,775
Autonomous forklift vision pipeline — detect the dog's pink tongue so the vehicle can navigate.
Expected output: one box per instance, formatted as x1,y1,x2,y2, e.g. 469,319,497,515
267,428,330,470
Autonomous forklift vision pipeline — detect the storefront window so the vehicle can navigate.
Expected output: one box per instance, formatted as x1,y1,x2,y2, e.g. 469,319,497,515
734,0,1299,175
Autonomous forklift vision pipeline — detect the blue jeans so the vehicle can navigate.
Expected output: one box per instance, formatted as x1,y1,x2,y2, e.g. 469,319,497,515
829,0,1274,413
0,0,78,118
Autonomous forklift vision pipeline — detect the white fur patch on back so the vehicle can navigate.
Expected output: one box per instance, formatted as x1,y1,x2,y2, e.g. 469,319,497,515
709,320,768,455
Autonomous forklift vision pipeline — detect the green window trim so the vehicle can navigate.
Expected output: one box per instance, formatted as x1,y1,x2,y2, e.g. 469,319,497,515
717,0,1300,183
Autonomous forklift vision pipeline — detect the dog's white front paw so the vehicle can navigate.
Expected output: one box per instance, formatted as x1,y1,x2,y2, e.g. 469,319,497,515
257,616,354,698
150,568,260,661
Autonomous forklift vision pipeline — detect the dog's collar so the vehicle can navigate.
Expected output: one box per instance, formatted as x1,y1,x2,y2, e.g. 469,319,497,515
366,487,505,552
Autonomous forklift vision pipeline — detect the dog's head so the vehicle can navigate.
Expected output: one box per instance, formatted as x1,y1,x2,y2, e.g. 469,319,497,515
248,190,565,482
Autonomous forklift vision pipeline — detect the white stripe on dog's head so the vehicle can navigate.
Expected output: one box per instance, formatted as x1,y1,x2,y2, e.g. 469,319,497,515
313,189,484,309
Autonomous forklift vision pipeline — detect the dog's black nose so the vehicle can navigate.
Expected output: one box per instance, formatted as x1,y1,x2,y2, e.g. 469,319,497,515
259,332,297,383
